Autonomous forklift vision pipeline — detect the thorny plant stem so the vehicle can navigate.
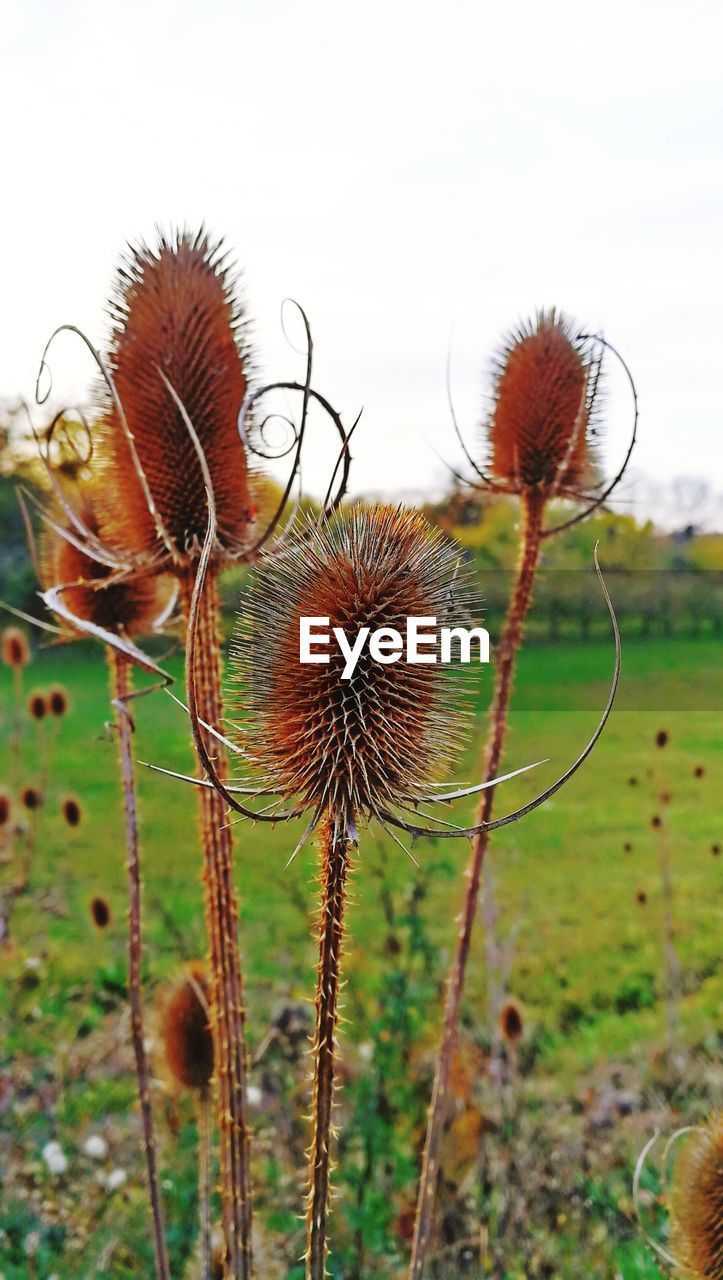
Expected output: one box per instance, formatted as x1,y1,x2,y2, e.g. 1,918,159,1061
409,490,546,1278
197,1090,213,1280
109,650,170,1280
306,817,353,1280
180,573,253,1280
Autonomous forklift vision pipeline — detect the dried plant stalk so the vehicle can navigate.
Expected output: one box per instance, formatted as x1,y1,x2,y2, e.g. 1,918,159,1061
306,818,353,1279
409,490,545,1277
109,649,170,1280
180,572,252,1280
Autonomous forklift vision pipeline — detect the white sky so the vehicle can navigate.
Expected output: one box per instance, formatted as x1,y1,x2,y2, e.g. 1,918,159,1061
1,0,722,508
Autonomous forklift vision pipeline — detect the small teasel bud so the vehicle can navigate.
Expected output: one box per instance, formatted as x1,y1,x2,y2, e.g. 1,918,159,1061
21,786,42,811
628,776,639,787
28,691,48,721
636,890,647,906
48,686,69,717
660,791,672,806
655,729,669,749
499,999,524,1044
2,626,30,669
62,797,82,828
669,1111,723,1280
712,843,720,857
623,841,633,853
694,765,706,779
161,965,214,1095
90,896,111,928
651,815,662,830
0,792,10,825
487,309,600,494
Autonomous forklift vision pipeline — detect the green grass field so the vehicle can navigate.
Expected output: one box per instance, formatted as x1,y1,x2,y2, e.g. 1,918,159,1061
1,631,721,1278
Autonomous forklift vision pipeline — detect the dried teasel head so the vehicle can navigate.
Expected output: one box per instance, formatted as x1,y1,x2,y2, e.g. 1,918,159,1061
21,786,42,811
160,964,214,1095
90,896,111,928
28,691,48,721
499,999,524,1044
232,505,471,832
97,226,256,568
0,792,10,825
62,797,82,828
486,309,602,496
656,729,670,749
48,685,69,717
669,1112,723,1279
2,626,30,669
41,491,172,638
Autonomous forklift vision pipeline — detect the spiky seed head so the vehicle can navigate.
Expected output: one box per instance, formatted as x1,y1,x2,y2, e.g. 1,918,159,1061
670,1112,723,1279
90,896,111,928
98,227,255,565
48,685,69,717
62,797,82,828
42,494,171,637
656,729,669,749
0,792,10,825
28,691,48,720
499,999,524,1044
160,964,214,1094
232,505,471,826
2,626,30,669
487,309,600,493
21,786,42,811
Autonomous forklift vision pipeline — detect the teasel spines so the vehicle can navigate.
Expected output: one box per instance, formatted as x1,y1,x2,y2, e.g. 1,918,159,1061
98,226,256,566
487,308,601,495
232,504,470,829
160,965,214,1097
670,1112,723,1279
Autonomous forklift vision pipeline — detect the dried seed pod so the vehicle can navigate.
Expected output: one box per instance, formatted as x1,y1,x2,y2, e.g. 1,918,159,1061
655,729,669,749
487,309,600,494
160,965,214,1095
90,896,111,928
21,786,42,811
670,1112,723,1279
62,797,82,828
233,504,470,828
2,627,30,669
98,227,256,566
499,999,524,1044
48,686,69,717
28,691,48,721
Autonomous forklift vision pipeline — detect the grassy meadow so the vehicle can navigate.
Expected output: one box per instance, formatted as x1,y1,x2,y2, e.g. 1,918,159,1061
1,625,721,1278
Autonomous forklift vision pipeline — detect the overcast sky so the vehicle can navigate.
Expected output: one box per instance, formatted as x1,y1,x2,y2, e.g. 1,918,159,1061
1,0,722,510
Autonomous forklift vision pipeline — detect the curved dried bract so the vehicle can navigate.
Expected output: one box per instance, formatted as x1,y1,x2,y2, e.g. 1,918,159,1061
670,1113,723,1279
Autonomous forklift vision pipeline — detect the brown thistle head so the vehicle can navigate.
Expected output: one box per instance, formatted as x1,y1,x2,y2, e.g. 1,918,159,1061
2,626,30,669
670,1112,723,1279
90,896,111,928
232,505,470,830
97,227,256,567
160,964,214,1095
499,999,524,1044
0,792,10,826
21,786,42,811
62,797,82,828
28,691,48,721
48,685,69,717
486,309,601,495
41,490,171,637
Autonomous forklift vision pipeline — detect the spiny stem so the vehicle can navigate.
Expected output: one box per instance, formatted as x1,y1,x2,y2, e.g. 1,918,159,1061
306,816,353,1280
409,490,545,1278
181,573,252,1280
109,649,170,1280
197,1090,213,1280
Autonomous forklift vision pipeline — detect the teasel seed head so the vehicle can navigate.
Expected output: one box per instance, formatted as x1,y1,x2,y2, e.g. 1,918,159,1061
90,896,111,928
623,841,633,852
669,1112,723,1279
28,691,48,721
48,685,69,717
499,999,524,1044
486,309,601,495
712,843,721,857
98,226,256,566
0,792,10,825
656,729,669,749
232,505,471,831
651,814,662,830
21,786,42,812
2,626,30,669
62,797,82,828
160,964,214,1095
694,765,706,779
636,890,647,906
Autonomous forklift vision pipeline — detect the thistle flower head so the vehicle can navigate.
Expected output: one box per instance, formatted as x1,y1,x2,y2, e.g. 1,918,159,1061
2,626,30,669
48,685,69,717
28,691,48,721
160,964,214,1094
90,896,111,928
232,505,470,830
670,1112,723,1279
97,227,255,566
486,309,601,494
